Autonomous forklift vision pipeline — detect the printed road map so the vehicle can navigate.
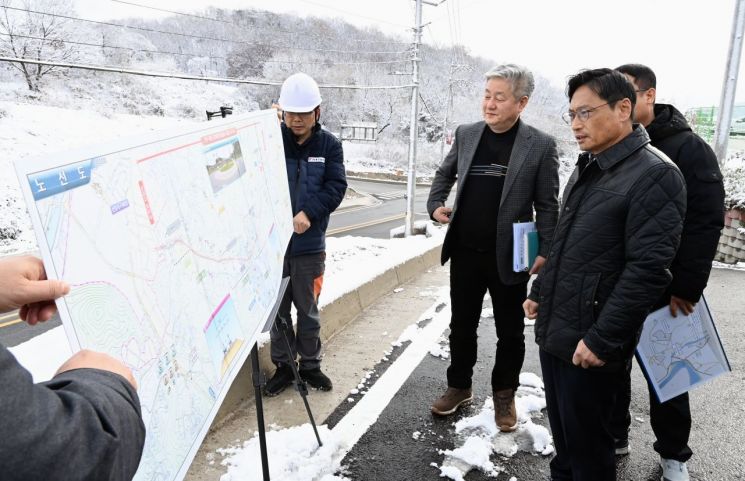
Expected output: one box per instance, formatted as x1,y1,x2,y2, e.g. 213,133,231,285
15,110,292,480
637,297,730,403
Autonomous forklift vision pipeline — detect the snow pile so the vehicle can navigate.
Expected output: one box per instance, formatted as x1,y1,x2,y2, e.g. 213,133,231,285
713,260,745,271
436,373,553,480
722,162,745,209
429,335,450,359
321,230,445,309
218,424,350,481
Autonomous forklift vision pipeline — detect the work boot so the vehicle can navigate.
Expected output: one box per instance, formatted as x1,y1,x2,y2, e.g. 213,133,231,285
431,387,473,415
614,437,630,456
299,367,333,391
264,363,295,397
660,458,689,481
494,388,518,432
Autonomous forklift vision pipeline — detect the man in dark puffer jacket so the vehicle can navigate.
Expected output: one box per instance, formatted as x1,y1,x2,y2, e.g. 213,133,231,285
264,73,347,396
609,64,725,481
523,69,686,481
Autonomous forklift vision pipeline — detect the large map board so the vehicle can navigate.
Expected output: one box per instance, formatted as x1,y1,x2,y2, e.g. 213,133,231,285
14,110,292,480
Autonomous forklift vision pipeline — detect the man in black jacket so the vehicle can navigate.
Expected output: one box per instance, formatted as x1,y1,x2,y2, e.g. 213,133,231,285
610,64,725,481
0,255,145,481
523,69,687,481
264,73,347,396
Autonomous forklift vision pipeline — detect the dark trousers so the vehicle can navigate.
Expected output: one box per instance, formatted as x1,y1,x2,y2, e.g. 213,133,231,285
270,252,325,370
447,246,528,392
540,350,622,481
610,355,693,462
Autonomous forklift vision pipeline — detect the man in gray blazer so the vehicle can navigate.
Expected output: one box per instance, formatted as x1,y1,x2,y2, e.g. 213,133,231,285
427,64,559,432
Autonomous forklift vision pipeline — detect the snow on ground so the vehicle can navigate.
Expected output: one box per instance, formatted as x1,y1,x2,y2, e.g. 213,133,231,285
713,260,745,271
217,287,452,480
437,374,553,480
214,288,552,481
218,424,350,481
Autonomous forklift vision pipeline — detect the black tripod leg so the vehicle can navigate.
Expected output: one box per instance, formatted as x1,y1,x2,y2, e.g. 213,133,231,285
276,317,324,448
250,344,271,481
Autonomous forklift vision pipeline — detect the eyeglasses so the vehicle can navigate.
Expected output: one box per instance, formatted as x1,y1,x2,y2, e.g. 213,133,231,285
635,88,649,94
284,110,315,118
562,101,613,124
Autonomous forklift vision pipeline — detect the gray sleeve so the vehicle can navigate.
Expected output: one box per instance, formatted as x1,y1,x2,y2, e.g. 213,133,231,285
533,135,560,257
426,126,459,219
0,345,145,481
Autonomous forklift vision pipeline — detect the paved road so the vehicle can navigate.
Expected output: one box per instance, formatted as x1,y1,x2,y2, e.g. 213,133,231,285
328,178,436,238
0,311,60,348
329,267,745,481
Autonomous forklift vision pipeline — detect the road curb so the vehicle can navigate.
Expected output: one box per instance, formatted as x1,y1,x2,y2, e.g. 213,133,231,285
213,242,443,424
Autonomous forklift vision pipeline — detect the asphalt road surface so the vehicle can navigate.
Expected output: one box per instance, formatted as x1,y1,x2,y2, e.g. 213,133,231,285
328,267,745,481
328,178,436,238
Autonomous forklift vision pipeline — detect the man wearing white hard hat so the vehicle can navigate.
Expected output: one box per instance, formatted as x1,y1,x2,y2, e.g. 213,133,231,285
265,72,347,396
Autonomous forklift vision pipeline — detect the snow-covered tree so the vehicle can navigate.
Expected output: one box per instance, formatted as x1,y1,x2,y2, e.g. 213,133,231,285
0,0,77,91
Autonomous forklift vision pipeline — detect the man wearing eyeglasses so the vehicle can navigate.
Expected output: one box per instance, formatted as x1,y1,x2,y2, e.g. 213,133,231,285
264,72,347,396
523,68,686,481
427,64,559,432
608,64,724,481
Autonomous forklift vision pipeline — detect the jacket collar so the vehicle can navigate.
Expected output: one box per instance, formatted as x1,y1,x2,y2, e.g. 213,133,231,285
282,122,322,150
593,124,650,171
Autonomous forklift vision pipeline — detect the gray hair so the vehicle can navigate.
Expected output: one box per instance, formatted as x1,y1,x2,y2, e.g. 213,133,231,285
484,64,535,99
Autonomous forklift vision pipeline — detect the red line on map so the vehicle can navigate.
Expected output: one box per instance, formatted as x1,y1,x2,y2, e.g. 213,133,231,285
139,180,155,225
204,294,231,332
201,128,238,145
135,122,261,164
136,140,202,164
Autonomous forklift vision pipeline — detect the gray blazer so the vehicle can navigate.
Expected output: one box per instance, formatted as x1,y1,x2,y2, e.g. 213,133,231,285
427,119,560,285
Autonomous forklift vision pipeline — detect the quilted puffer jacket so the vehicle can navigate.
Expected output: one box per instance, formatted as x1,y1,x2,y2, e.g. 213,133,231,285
282,122,347,256
528,126,687,371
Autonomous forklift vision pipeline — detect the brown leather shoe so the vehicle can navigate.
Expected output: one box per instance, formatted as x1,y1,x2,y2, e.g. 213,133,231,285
494,388,518,432
431,387,473,415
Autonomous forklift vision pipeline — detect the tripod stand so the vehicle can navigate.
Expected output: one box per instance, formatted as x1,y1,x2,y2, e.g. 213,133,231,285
251,277,323,481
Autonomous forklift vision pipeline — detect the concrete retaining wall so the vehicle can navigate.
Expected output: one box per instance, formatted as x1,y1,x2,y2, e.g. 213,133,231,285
214,243,443,423
716,208,745,264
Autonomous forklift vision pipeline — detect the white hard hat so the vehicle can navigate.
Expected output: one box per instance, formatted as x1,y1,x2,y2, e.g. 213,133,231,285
278,73,322,112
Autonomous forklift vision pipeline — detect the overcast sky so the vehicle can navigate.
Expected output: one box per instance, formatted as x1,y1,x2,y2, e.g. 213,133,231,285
73,0,743,111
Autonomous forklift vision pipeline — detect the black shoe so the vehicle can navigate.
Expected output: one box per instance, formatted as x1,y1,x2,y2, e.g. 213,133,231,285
299,367,333,391
264,363,295,397
614,437,630,456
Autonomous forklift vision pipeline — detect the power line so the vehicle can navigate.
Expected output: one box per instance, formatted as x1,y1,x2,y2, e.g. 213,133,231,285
0,5,411,56
109,0,410,45
0,32,226,60
0,56,415,89
419,91,442,123
0,32,411,66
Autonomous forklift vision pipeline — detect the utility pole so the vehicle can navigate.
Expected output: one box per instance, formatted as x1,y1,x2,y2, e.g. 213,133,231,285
405,0,445,237
714,0,745,167
405,0,423,237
